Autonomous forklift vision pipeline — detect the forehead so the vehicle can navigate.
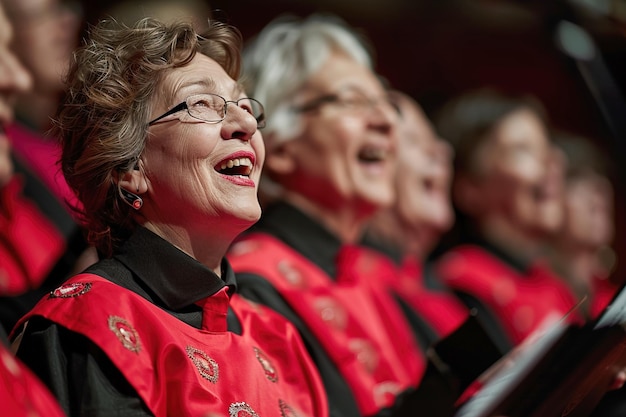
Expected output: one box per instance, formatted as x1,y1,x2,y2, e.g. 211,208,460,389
5,0,54,15
160,53,243,101
0,5,10,44
493,108,549,148
399,101,435,142
303,51,383,94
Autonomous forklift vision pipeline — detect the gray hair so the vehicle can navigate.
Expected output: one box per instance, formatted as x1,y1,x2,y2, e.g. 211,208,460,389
241,14,374,149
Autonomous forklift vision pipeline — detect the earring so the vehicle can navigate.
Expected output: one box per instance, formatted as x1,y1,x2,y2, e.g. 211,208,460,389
120,188,143,210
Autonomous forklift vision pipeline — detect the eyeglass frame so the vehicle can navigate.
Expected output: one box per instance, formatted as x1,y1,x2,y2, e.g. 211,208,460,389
147,93,266,129
291,88,401,116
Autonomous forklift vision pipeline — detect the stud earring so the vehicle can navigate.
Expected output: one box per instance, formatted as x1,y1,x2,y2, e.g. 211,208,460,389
120,188,143,210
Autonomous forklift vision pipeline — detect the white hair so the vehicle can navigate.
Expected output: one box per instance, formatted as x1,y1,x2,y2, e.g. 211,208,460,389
242,14,374,149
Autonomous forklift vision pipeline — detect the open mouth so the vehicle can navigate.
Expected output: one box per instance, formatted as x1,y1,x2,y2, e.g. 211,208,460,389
215,157,253,178
358,146,388,163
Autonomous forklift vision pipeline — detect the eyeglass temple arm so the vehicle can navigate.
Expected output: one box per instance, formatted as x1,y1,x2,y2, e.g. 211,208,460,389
147,102,188,126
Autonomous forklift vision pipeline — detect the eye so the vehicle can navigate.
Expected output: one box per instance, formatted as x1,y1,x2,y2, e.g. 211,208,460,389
190,97,213,108
237,99,254,114
338,91,370,108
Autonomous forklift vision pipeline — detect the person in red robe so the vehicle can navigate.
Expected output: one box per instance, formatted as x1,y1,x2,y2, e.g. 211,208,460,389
0,0,94,334
0,2,67,416
544,131,619,319
228,14,455,417
433,89,581,351
11,17,328,417
366,90,469,339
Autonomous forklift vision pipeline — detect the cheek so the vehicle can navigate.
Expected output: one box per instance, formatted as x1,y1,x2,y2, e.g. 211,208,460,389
498,157,543,187
144,129,219,185
252,133,266,168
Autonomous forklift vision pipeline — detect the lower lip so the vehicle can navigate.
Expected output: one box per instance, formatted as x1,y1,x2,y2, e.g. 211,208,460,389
219,174,255,187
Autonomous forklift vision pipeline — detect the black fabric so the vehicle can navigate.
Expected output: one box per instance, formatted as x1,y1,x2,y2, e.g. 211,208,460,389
393,294,440,353
250,202,342,278
14,227,242,417
431,312,506,393
454,290,515,354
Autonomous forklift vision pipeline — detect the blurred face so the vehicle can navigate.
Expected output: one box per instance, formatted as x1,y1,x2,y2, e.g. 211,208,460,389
561,173,614,250
143,53,265,236
471,109,564,237
276,51,398,216
393,97,454,251
0,3,32,186
6,0,80,94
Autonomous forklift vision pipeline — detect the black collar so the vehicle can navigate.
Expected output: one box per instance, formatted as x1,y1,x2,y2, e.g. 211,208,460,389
465,233,531,274
250,202,342,278
113,226,236,310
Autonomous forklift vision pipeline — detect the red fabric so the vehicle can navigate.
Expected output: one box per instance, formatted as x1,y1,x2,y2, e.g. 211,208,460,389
435,245,582,345
15,275,328,417
228,233,426,416
0,342,67,417
591,276,619,319
393,256,468,338
0,177,65,295
6,122,79,211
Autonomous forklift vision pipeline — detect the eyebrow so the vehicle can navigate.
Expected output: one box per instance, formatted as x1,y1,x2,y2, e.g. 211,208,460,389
177,78,219,95
176,79,247,99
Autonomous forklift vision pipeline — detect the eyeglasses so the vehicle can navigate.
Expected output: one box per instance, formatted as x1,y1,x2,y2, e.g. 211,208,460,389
291,88,400,116
148,93,266,128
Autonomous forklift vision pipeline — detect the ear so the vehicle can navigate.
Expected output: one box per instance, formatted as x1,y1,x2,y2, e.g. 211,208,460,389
265,138,298,177
117,160,147,194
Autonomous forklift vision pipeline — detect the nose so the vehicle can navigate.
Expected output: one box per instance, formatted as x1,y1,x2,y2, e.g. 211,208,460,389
0,46,33,124
434,137,454,163
367,99,397,135
0,46,33,93
220,104,258,141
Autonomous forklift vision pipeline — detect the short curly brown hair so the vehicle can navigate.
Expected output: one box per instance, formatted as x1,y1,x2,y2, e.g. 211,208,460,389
54,17,242,256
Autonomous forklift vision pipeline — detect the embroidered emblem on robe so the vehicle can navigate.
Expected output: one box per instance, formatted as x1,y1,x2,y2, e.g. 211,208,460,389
277,260,306,288
253,347,278,382
108,316,141,353
49,282,92,298
279,399,300,417
229,401,259,417
313,296,347,330
348,338,378,373
186,345,219,383
373,381,402,408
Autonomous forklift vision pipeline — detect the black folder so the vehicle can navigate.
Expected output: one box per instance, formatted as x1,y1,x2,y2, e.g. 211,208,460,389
454,283,626,417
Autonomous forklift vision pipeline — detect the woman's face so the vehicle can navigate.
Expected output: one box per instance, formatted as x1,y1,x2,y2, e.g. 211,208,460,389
471,109,564,237
562,173,614,250
394,99,454,251
275,51,398,216
142,53,265,236
7,0,80,94
0,3,32,186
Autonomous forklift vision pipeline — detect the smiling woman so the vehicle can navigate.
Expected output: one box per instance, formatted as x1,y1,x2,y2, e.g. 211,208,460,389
9,17,328,417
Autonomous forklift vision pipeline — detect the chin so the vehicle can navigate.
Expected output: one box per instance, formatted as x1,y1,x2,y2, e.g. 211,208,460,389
238,206,263,224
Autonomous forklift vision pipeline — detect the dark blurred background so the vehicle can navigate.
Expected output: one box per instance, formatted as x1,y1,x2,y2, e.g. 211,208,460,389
80,0,626,282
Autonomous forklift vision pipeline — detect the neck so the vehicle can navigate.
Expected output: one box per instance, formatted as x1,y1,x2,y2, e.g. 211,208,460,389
549,241,599,289
283,192,373,244
479,216,542,265
143,222,231,276
368,208,427,259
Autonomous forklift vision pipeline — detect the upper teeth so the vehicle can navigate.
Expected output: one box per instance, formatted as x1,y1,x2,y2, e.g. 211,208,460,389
220,157,252,170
